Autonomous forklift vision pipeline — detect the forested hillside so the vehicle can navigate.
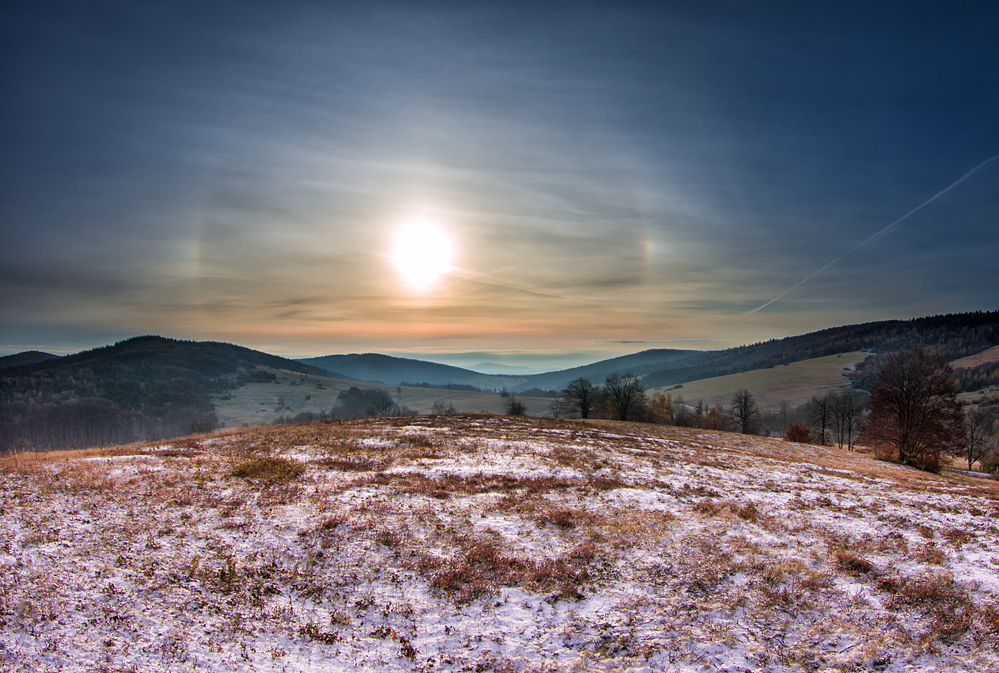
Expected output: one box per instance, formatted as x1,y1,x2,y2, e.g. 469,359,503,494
643,310,999,388
0,336,330,453
513,348,696,391
299,353,511,389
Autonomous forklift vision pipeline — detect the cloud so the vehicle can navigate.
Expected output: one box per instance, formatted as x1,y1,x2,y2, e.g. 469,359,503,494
3,3,999,356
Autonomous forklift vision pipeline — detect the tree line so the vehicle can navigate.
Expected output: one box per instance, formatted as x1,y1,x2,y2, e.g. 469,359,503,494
549,348,999,474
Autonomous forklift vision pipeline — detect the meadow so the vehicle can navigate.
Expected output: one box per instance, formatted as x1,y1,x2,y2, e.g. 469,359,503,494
2,414,997,672
647,351,870,410
211,370,554,428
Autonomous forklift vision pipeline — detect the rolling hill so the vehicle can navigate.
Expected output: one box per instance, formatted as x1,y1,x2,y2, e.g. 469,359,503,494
0,350,59,370
647,351,870,409
210,369,558,429
512,347,697,391
641,310,999,389
0,336,334,453
299,348,701,393
297,353,519,389
300,311,999,394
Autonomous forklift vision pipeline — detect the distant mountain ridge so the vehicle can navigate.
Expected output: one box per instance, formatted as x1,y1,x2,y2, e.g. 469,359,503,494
300,310,999,392
516,348,697,391
469,363,545,375
298,348,701,392
0,350,59,370
297,353,521,390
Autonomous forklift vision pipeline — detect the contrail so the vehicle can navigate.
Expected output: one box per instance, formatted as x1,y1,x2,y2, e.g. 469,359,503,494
745,151,999,315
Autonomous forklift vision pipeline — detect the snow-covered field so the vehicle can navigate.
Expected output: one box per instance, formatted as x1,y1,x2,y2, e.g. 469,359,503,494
2,415,998,672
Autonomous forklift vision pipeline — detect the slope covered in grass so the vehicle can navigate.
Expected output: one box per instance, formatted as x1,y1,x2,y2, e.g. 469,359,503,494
2,416,998,672
648,351,869,409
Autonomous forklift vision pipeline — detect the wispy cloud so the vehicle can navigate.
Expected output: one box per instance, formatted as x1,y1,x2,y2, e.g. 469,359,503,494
2,3,999,359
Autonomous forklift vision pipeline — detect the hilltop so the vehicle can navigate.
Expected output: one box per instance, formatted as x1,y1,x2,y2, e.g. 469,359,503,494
3,415,997,672
297,352,517,389
0,336,333,453
0,351,58,371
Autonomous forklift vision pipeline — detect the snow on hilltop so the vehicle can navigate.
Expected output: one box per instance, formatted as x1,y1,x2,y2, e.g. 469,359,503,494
2,415,998,672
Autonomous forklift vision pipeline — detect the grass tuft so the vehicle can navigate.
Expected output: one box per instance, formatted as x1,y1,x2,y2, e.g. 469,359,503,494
232,456,306,484
833,550,875,575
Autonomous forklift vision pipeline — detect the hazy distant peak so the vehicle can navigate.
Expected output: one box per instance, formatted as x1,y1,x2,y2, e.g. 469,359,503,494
469,362,545,375
0,350,59,371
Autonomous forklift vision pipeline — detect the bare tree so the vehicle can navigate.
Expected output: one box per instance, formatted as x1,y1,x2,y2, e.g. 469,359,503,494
604,373,646,421
831,391,865,450
859,348,965,472
778,400,791,437
809,394,831,445
562,378,597,419
965,407,997,471
731,389,760,435
548,398,567,419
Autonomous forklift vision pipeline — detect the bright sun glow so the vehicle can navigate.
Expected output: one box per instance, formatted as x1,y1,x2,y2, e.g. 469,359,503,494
391,219,454,291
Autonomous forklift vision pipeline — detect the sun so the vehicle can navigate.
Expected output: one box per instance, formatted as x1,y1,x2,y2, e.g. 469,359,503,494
391,219,454,292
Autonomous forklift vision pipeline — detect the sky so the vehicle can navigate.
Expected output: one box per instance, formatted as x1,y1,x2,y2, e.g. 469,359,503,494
2,2,998,370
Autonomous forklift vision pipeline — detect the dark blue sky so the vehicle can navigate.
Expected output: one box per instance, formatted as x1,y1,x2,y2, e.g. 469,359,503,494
2,2,998,365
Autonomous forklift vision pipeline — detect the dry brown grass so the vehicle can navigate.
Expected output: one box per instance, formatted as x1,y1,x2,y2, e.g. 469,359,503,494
357,471,627,500
881,571,977,644
231,456,306,484
414,537,591,604
4,414,998,672
693,498,763,522
313,456,386,471
832,550,876,575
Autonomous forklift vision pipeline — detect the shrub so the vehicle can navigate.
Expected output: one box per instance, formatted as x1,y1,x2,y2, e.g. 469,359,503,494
300,622,339,644
785,422,810,443
734,501,760,521
981,449,999,474
431,399,458,415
